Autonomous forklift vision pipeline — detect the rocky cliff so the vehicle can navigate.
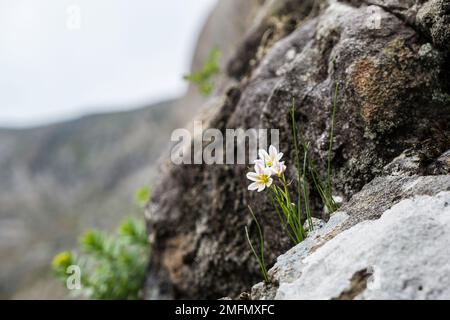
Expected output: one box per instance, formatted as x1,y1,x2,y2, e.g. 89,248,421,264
145,0,450,299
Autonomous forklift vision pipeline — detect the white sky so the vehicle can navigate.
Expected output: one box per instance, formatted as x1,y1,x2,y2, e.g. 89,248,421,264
0,0,217,128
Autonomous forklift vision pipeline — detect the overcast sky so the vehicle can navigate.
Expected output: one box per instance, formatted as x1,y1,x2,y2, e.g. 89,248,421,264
0,0,217,128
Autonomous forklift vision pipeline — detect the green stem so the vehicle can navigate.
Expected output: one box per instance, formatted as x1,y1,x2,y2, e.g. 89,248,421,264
246,206,269,283
327,84,339,196
270,187,297,244
291,101,305,229
302,145,313,230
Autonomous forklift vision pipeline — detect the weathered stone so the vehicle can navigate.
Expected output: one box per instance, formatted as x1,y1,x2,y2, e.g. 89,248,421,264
252,174,450,299
416,0,450,50
251,212,349,300
382,150,421,176
340,174,450,228
277,191,450,299
427,149,450,175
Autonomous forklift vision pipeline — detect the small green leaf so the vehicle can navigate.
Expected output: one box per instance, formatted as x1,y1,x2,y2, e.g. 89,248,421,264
134,187,151,207
80,230,107,255
183,47,221,96
52,251,73,272
119,218,148,246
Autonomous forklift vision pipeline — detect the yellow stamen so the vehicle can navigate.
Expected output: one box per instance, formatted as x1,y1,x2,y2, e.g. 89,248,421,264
259,175,270,184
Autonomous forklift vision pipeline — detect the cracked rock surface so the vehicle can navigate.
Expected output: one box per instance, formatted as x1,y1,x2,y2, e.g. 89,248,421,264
276,191,450,300
145,0,450,299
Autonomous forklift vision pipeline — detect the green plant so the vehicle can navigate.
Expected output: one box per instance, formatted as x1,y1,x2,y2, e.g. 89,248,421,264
135,186,151,208
183,47,221,96
270,167,306,244
52,251,74,280
52,189,151,300
291,87,340,219
245,85,341,280
245,206,270,283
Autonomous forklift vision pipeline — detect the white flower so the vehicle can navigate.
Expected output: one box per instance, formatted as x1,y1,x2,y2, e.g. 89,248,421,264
258,145,283,167
247,162,273,192
254,159,265,167
270,159,286,177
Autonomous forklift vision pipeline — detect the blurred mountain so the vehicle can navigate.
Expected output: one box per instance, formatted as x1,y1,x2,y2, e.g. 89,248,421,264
0,0,266,299
0,100,179,298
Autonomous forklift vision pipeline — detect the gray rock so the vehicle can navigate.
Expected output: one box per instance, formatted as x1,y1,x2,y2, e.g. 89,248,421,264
382,150,421,176
277,191,450,299
340,174,450,228
416,0,450,51
348,0,450,50
252,211,349,300
427,149,450,175
250,174,450,299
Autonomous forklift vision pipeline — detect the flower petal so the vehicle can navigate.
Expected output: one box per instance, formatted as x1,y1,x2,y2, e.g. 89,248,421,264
269,145,277,157
246,172,259,181
266,178,273,187
248,182,259,191
258,149,270,161
254,159,265,167
263,167,273,177
276,152,284,161
255,162,266,174
257,183,265,192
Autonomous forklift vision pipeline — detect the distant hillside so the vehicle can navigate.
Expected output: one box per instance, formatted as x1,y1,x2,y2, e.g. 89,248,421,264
0,0,263,299
0,100,179,299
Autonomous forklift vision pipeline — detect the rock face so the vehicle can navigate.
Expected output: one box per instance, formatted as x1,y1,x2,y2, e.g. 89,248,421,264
146,0,450,299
